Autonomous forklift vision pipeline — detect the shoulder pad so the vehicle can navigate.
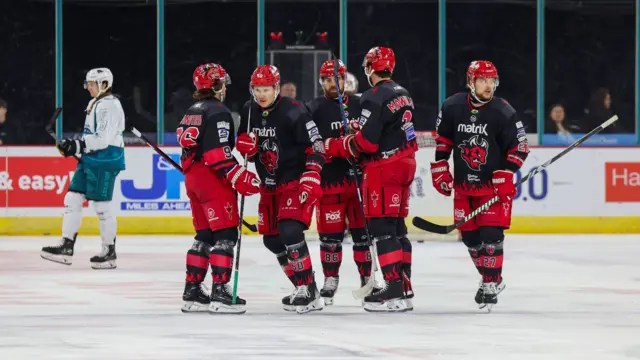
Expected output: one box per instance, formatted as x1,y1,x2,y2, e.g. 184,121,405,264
443,92,467,106
493,96,517,117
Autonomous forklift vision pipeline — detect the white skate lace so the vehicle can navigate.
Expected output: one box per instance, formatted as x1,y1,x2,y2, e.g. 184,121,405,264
322,277,339,291
291,285,310,300
94,245,110,257
373,281,389,295
482,282,497,295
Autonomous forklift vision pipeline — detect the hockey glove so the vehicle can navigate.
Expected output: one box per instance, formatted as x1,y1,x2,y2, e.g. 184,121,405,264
491,170,516,202
347,119,362,134
297,171,323,205
430,159,453,197
227,164,261,196
236,132,259,158
324,135,356,159
58,139,86,157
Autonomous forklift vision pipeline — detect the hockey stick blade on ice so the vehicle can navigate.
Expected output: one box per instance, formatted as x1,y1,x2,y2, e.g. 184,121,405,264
128,126,258,233
329,55,379,299
412,114,619,235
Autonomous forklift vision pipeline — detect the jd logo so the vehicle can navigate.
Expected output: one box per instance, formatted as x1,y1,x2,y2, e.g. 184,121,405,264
121,154,184,200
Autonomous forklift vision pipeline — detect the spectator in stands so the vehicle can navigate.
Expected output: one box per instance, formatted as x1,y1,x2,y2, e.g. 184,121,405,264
545,103,581,135
281,81,297,99
0,97,24,145
584,87,619,133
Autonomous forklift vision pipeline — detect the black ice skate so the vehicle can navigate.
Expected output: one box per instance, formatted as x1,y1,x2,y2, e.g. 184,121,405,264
291,280,324,314
41,235,76,265
181,281,211,313
320,276,339,305
90,239,117,269
363,278,408,313
479,278,506,312
209,283,246,314
282,291,296,312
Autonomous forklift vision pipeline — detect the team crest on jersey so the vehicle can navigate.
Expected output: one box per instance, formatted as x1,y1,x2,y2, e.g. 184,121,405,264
259,138,279,175
458,135,489,171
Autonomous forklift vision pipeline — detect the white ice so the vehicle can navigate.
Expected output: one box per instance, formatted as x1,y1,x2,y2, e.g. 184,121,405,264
1,234,639,360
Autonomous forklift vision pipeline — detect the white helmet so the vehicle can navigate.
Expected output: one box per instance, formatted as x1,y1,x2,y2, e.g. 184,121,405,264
84,67,113,96
345,72,358,93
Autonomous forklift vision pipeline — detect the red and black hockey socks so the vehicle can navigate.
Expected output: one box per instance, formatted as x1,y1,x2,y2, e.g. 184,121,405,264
350,228,372,278
185,240,209,283
480,241,504,283
276,251,296,285
397,235,412,278
461,230,485,276
374,234,403,281
279,220,315,286
287,241,314,286
319,236,343,277
210,239,235,284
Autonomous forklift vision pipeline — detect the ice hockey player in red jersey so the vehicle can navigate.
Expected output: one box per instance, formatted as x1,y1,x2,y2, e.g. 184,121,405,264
431,60,529,310
236,65,326,314
324,47,417,312
305,60,372,305
179,63,261,315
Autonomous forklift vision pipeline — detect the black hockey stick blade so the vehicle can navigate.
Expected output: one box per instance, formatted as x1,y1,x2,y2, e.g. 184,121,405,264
45,107,64,142
412,115,619,235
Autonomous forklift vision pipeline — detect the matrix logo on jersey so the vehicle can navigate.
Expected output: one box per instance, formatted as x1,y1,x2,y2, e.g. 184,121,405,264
259,139,279,175
120,154,189,211
458,135,489,171
457,123,488,136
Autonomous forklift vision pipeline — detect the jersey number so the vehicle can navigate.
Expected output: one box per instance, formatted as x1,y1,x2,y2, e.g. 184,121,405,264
176,127,200,148
402,110,413,124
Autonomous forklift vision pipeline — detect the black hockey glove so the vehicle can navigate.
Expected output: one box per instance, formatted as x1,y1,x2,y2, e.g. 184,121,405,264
58,139,86,157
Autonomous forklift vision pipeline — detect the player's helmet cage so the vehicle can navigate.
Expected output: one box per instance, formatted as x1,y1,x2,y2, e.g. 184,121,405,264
193,63,230,90
250,65,281,106
466,60,499,104
84,67,114,97
319,60,347,96
362,47,396,87
345,72,359,93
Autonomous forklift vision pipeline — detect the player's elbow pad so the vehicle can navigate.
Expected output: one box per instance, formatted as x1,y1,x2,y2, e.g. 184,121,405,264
203,146,237,175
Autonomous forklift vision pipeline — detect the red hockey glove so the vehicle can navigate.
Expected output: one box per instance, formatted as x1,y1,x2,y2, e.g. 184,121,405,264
324,135,356,159
227,164,261,196
491,170,516,202
430,159,453,197
297,171,323,205
236,132,258,158
347,119,362,134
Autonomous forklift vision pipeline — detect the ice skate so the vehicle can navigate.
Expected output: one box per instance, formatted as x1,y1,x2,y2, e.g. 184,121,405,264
209,283,246,314
41,236,76,265
90,240,117,269
291,280,324,314
320,276,339,306
363,278,408,313
181,282,210,313
402,271,414,311
282,290,296,312
479,279,505,312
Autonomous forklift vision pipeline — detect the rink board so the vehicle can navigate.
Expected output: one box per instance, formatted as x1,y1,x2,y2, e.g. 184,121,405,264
1,146,639,235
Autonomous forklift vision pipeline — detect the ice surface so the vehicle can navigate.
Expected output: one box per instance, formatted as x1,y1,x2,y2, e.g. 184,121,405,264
1,234,640,360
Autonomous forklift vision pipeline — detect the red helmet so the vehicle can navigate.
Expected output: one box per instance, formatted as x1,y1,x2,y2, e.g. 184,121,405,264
466,60,499,88
319,59,347,79
362,47,396,73
193,63,229,90
250,65,281,87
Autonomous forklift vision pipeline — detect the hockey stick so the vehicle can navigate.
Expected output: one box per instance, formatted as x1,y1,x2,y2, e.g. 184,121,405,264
329,56,379,299
44,107,81,162
128,126,258,233
412,114,619,234
231,99,253,305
